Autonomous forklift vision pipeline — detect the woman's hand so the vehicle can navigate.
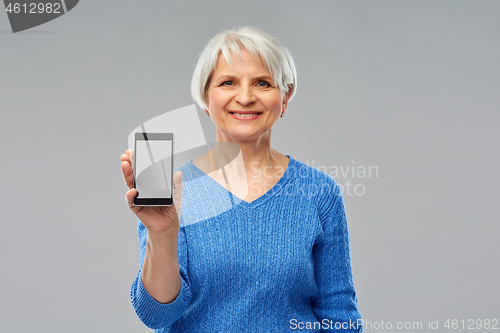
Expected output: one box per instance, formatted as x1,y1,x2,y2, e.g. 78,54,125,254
121,149,183,233
122,148,183,304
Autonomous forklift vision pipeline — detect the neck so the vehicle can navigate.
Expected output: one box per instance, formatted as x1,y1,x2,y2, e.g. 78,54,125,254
214,129,284,176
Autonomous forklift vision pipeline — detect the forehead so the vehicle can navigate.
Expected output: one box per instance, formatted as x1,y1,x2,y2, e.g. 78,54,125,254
214,48,270,75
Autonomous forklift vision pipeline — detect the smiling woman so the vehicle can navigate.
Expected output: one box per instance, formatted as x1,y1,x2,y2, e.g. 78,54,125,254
122,26,363,332
191,27,297,112
206,47,288,143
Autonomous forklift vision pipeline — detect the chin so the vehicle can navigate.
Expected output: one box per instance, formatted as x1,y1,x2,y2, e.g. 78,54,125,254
226,130,270,142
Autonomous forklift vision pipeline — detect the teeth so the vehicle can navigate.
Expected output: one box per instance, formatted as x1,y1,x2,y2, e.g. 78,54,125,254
233,113,259,117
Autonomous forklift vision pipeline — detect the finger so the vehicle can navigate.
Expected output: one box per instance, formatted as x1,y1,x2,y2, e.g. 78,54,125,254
173,171,183,200
120,152,131,163
125,188,138,210
121,160,134,188
121,149,135,165
173,170,183,218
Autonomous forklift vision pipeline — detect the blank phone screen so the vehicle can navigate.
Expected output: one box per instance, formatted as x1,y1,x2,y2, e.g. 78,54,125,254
134,138,172,199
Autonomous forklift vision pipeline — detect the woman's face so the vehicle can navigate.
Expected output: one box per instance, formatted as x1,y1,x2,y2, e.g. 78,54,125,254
206,48,290,143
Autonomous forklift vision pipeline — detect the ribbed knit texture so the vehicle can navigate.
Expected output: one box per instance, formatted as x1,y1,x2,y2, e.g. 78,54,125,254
131,156,362,332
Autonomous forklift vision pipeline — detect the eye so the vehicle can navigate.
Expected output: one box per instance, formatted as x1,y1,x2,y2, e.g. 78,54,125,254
221,81,233,86
257,80,271,88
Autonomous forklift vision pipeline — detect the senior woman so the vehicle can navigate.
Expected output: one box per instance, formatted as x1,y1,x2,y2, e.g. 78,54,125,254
121,27,362,332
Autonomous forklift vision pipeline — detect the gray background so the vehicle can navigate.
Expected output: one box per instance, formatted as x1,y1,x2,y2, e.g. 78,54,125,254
1,0,498,332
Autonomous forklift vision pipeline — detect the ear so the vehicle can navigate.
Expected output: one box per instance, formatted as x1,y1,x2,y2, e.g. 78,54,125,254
281,85,293,114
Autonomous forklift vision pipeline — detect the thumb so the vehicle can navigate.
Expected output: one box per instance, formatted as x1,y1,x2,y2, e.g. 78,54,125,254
173,170,183,219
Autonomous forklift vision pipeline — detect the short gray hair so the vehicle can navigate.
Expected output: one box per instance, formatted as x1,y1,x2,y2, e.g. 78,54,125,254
191,27,297,111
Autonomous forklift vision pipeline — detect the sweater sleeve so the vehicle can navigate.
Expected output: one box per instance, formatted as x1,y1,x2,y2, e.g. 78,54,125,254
312,181,363,332
130,220,192,330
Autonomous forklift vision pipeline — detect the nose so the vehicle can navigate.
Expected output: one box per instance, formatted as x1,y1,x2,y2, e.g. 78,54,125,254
235,86,255,106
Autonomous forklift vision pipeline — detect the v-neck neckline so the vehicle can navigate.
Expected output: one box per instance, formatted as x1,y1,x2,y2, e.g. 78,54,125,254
187,155,295,208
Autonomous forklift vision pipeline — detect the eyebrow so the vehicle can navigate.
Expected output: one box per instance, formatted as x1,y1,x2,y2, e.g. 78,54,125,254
213,75,274,83
213,75,236,82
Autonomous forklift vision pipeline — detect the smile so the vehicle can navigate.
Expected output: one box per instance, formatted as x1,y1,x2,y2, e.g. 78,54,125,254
231,113,260,117
228,111,263,120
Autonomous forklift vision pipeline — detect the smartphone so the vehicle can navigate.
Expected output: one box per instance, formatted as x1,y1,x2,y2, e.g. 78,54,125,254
133,133,174,206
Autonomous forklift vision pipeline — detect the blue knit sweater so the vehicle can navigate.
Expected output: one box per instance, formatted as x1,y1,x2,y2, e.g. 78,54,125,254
131,156,362,332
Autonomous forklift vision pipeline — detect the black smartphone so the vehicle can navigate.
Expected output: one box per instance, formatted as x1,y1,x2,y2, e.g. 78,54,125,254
133,133,174,206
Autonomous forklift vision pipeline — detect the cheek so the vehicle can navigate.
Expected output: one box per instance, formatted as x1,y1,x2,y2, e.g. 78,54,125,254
268,94,284,111
208,92,228,110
